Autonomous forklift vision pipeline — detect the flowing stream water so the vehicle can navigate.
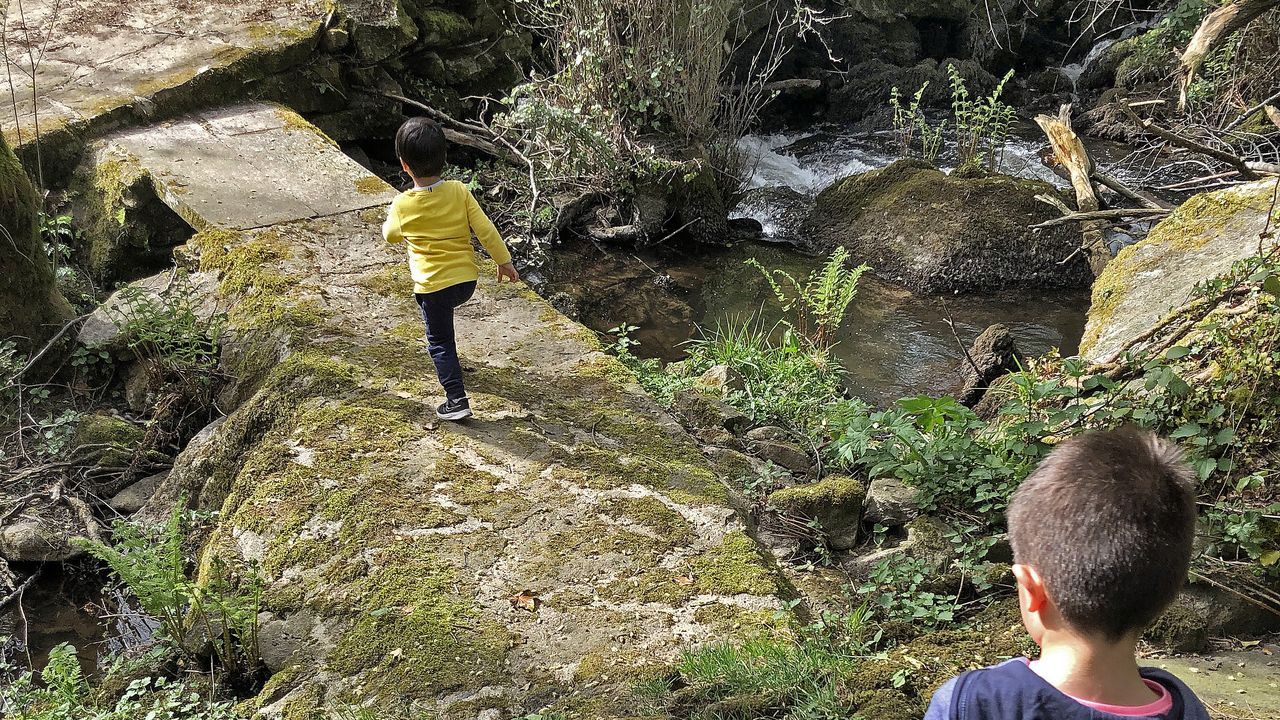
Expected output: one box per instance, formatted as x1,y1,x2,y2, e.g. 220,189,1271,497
549,125,1091,406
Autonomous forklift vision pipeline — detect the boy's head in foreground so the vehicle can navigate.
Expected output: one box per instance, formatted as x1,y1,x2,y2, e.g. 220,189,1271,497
1007,425,1197,648
396,116,447,181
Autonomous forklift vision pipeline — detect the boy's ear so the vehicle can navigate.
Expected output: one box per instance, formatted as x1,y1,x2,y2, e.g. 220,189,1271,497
400,157,412,175
1012,563,1048,613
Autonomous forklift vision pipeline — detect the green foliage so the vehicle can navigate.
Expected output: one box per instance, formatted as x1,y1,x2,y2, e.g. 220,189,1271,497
672,605,874,719
680,320,844,431
890,83,945,164
78,503,263,676
746,247,870,350
948,65,1016,173
887,66,1016,172
829,251,1280,574
108,278,224,375
1118,0,1208,86
826,396,1045,523
0,644,240,720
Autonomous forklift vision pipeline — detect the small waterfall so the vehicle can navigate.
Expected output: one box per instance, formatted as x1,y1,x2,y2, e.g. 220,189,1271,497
1060,38,1118,90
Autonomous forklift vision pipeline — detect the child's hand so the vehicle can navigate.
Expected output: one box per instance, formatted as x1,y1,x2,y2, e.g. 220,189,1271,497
496,262,520,284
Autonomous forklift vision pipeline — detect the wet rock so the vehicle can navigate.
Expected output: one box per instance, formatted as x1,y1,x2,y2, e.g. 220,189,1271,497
138,416,227,522
694,427,740,450
1080,179,1280,362
767,476,866,551
109,471,168,515
841,545,909,577
696,364,745,395
672,390,750,434
748,439,813,475
702,446,770,487
727,217,764,244
73,412,146,467
972,374,1018,420
955,323,1021,407
863,477,919,527
1075,91,1147,143
904,515,955,573
829,59,996,123
734,186,815,248
806,159,1092,293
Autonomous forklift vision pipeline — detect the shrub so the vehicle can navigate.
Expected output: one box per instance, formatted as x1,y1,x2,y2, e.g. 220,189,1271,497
630,319,845,432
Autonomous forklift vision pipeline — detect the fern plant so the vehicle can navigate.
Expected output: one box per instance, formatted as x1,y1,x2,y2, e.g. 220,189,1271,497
948,65,1016,172
746,247,870,349
890,83,946,164
78,503,262,677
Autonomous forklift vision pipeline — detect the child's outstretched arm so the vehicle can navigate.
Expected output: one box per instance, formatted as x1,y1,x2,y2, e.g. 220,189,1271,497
464,188,519,283
382,200,404,244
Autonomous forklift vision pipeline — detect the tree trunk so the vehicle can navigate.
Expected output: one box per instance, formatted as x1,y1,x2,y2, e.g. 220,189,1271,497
1034,105,1110,275
1180,0,1280,110
1,134,71,352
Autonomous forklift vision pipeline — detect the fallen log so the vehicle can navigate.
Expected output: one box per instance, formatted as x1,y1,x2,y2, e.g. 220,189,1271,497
1034,105,1110,274
1093,170,1172,209
1179,0,1280,111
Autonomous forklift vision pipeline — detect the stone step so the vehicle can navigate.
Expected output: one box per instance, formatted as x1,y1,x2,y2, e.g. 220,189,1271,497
103,103,396,230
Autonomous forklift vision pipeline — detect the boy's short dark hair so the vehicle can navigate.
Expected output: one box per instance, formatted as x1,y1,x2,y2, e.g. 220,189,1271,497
1007,426,1196,640
395,116,447,177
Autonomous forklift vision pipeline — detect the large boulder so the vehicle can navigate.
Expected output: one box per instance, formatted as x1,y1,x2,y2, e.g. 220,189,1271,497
805,159,1092,293
0,134,71,350
1080,179,1280,362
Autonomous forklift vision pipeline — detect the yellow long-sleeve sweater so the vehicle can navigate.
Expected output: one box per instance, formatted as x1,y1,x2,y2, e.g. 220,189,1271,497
382,179,512,294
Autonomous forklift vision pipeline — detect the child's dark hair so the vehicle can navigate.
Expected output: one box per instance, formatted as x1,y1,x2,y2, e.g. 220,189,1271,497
1007,425,1196,640
395,116,447,178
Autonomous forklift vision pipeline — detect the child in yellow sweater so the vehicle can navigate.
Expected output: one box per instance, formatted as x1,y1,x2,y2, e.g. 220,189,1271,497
382,116,519,420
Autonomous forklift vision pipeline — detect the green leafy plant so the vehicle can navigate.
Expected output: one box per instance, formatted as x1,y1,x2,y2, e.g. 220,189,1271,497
0,643,240,720
948,65,1016,172
890,83,945,164
746,246,870,350
78,503,263,677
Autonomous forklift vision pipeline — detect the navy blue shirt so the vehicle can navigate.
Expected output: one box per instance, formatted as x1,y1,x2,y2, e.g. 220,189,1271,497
924,658,1211,720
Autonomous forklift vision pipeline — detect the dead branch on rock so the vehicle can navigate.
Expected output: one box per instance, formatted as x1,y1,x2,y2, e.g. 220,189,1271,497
1092,170,1172,209
381,92,521,166
1122,103,1260,180
1034,105,1110,273
1223,89,1280,132
1179,0,1280,111
1032,207,1170,228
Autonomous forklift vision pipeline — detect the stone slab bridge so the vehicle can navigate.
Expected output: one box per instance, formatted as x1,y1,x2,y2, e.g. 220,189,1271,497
14,60,787,720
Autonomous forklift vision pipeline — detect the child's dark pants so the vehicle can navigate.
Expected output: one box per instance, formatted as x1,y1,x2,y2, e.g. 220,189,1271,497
415,280,477,400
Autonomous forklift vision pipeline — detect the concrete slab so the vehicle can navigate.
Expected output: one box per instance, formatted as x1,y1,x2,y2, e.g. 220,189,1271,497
1,0,324,148
105,103,396,229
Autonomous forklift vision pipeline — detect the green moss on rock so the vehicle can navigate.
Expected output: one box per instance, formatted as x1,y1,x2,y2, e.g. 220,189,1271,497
806,159,1090,293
